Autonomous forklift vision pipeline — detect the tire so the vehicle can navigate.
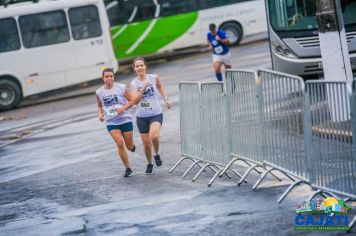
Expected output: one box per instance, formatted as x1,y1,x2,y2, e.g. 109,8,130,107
0,79,22,111
221,23,243,46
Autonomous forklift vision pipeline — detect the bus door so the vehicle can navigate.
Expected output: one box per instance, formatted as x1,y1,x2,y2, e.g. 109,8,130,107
18,10,69,95
65,5,109,85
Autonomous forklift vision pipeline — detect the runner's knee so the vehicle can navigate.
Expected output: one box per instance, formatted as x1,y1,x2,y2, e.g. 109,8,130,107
115,138,125,150
149,132,160,142
144,142,152,151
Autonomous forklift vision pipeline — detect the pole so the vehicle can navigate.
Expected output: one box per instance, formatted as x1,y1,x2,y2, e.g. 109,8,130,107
316,0,353,83
316,0,352,122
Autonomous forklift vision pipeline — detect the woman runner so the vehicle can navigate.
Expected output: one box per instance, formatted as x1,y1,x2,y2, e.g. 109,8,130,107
130,57,172,174
96,68,136,177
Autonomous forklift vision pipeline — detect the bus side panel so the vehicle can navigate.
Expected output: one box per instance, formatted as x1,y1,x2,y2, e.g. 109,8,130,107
199,0,267,37
64,3,117,85
111,12,198,59
111,20,151,60
134,12,200,55
17,45,67,96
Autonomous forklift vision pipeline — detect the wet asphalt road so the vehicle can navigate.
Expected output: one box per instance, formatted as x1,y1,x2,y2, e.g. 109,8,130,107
0,41,353,235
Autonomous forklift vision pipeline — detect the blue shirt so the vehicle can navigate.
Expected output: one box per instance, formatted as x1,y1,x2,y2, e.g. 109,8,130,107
207,29,229,55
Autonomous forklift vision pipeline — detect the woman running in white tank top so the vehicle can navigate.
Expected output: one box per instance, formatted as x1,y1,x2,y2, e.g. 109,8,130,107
96,68,136,177
130,57,172,174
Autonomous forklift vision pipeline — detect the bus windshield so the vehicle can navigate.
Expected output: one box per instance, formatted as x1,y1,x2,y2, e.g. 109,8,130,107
269,0,356,31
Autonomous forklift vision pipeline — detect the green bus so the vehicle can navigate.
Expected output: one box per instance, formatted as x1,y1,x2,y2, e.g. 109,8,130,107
104,0,268,60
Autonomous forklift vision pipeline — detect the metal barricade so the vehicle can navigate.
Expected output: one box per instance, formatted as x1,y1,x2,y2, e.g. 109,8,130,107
219,70,281,186
252,69,311,203
170,82,204,176
348,80,356,231
171,82,237,184
196,82,244,186
304,81,355,200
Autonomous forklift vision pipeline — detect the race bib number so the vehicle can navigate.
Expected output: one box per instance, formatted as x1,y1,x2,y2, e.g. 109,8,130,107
140,100,151,109
104,105,121,118
214,46,223,54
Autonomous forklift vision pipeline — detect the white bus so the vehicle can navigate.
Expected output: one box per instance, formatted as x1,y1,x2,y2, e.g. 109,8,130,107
0,0,118,111
104,0,268,60
266,0,356,78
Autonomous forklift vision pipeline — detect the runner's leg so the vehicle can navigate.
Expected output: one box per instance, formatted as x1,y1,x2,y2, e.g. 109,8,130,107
140,133,153,164
149,122,161,155
122,131,135,151
213,60,223,81
109,130,130,168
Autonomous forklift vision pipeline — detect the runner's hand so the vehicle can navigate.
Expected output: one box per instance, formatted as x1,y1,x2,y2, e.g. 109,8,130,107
143,81,150,90
99,113,105,122
117,107,125,114
215,35,221,41
165,100,172,109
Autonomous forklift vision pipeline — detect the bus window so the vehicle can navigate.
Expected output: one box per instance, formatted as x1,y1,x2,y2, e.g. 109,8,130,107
0,18,21,53
343,0,356,25
124,0,156,22
19,10,70,48
105,0,126,25
69,5,102,40
160,0,197,16
269,0,356,31
199,0,244,9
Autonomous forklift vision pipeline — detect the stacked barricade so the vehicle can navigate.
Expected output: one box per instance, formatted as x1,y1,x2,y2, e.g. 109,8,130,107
304,81,355,199
171,70,356,230
220,70,282,186
252,70,311,203
170,82,244,185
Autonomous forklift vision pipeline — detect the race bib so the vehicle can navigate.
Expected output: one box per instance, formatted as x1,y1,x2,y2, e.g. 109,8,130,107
214,46,223,54
140,99,151,109
103,104,121,119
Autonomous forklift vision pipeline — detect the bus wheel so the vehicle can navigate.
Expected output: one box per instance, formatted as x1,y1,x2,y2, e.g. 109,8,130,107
221,23,243,46
0,79,22,111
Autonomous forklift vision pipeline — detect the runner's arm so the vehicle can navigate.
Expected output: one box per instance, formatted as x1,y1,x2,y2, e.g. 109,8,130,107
117,89,134,114
220,38,230,45
155,75,172,109
216,32,230,45
207,39,212,51
130,82,148,105
96,95,105,121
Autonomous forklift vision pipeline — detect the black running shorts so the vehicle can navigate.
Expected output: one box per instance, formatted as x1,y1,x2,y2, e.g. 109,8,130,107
136,113,163,134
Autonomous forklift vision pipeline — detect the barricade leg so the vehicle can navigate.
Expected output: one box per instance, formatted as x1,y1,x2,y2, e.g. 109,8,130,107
219,158,262,178
230,169,247,183
208,168,224,187
252,167,296,190
170,156,195,173
278,180,311,203
348,216,355,232
192,163,213,182
252,168,275,190
208,165,219,173
306,190,339,202
218,158,240,178
237,164,261,186
182,160,202,178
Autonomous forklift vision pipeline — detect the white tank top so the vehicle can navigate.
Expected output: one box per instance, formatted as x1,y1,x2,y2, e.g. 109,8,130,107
96,83,132,125
131,74,162,118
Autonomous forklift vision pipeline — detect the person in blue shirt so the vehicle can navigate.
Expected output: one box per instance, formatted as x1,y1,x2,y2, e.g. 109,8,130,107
207,23,231,81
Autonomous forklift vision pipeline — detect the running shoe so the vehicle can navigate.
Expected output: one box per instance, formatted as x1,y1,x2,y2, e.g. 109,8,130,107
124,168,133,177
146,164,153,174
154,154,162,167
